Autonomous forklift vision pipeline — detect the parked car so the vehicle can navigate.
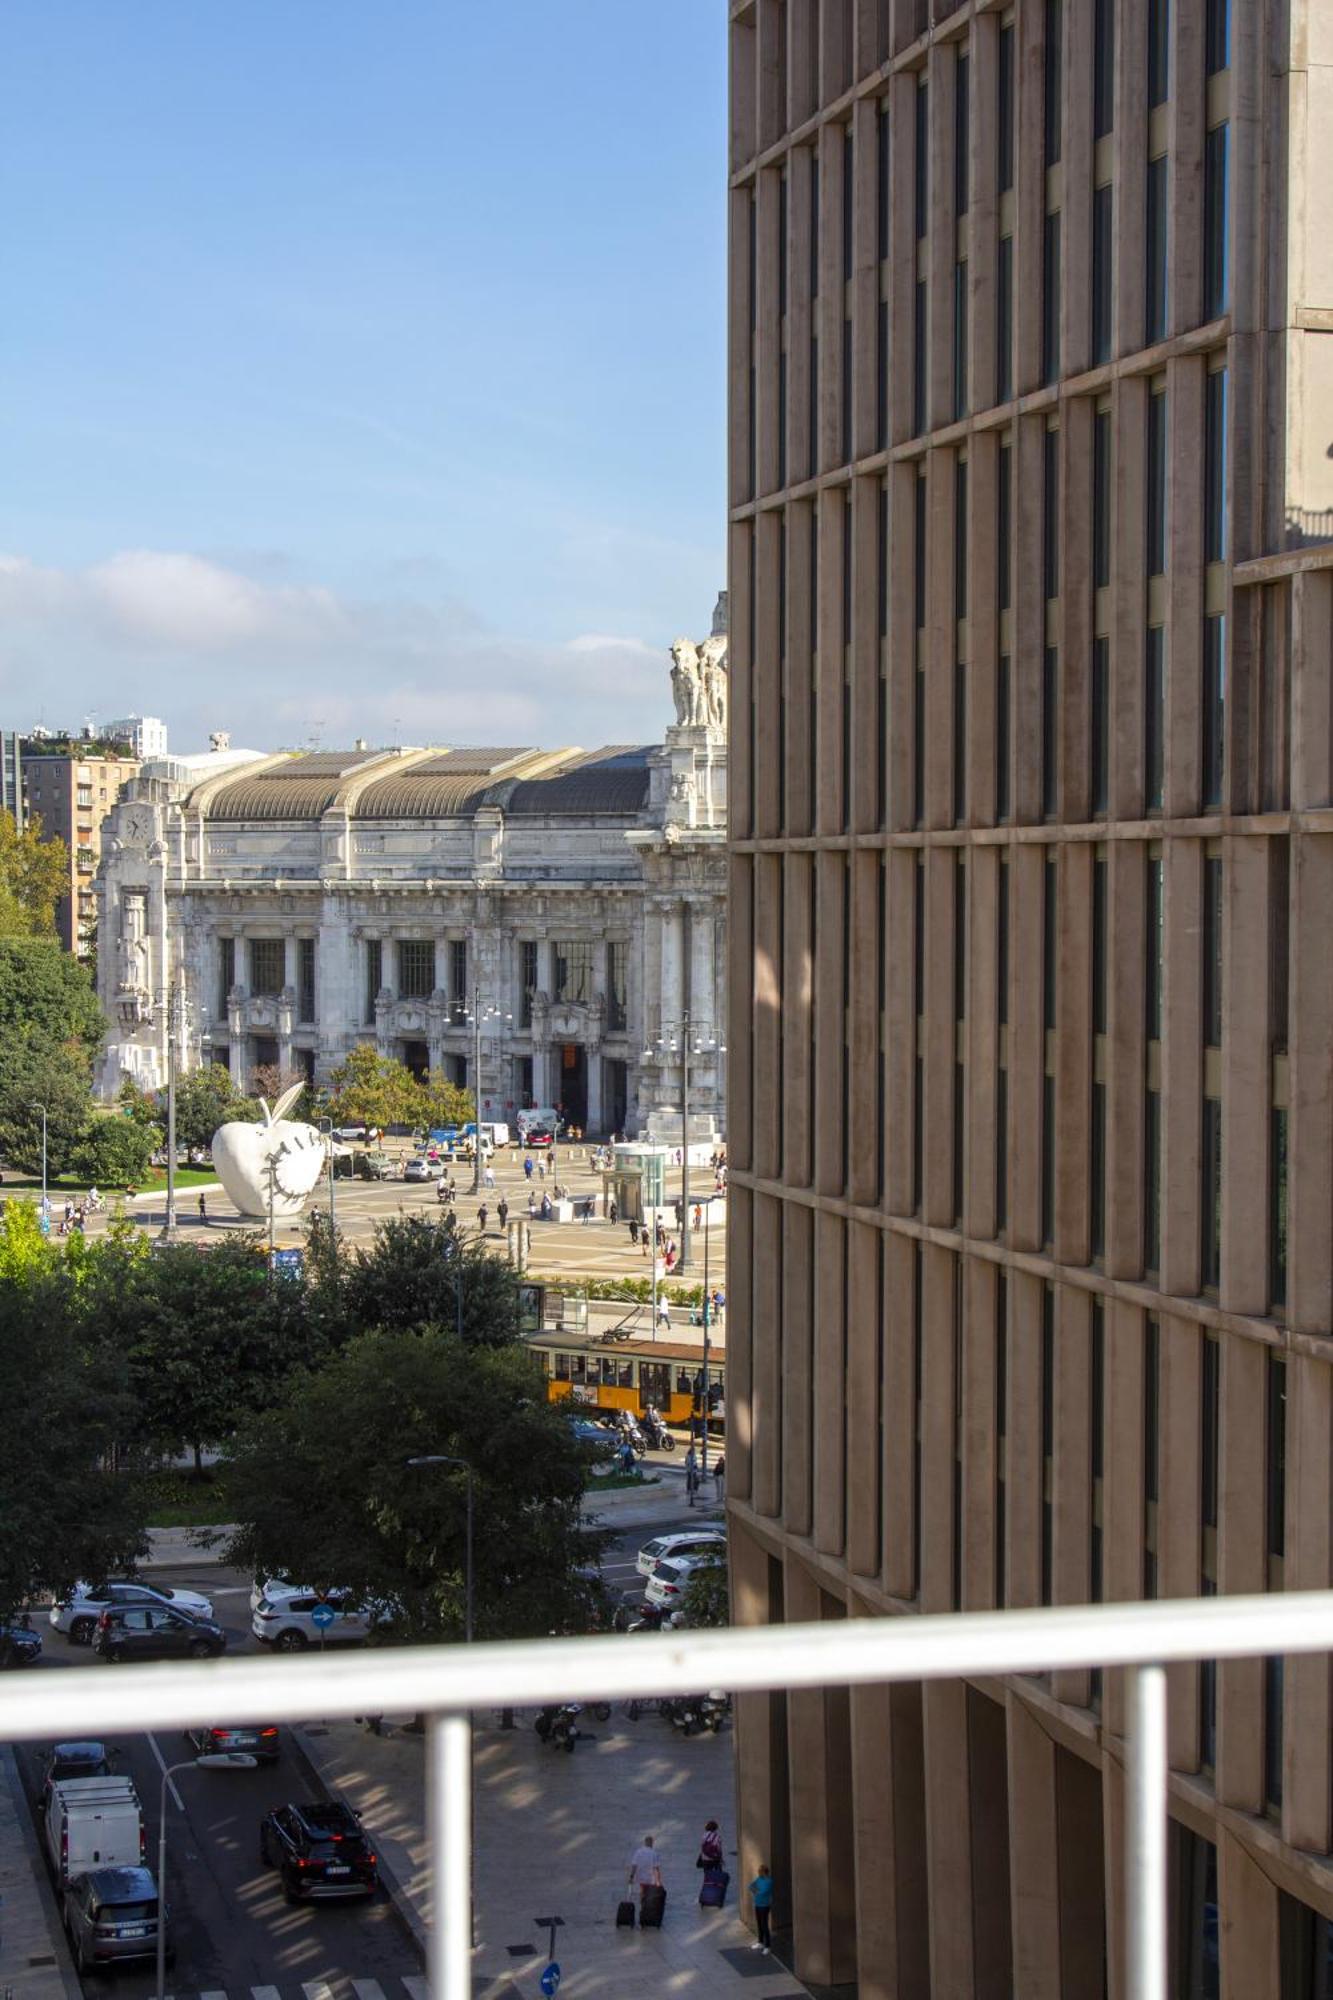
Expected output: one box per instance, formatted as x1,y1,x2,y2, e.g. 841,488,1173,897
331,1125,369,1143
524,1128,555,1150
636,1529,727,1580
259,1799,379,1901
644,1552,722,1610
45,1778,145,1887
184,1724,281,1762
403,1155,443,1183
62,1866,164,1972
356,1150,396,1180
50,1581,214,1647
249,1574,299,1615
40,1743,112,1807
93,1605,226,1662
0,1617,41,1668
252,1588,378,1651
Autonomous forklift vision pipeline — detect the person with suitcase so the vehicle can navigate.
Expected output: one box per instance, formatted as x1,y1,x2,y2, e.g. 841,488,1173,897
628,1834,665,1926
696,1818,729,1907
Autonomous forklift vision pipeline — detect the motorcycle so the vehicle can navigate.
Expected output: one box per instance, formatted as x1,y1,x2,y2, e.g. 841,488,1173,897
661,1694,705,1736
535,1702,583,1752
699,1689,731,1733
640,1408,676,1453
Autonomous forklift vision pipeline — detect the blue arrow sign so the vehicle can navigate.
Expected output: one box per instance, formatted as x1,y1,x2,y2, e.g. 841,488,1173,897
539,1964,561,1997
310,1602,336,1630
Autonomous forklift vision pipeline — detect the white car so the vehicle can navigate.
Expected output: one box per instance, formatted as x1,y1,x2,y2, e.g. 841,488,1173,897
644,1552,724,1610
636,1530,726,1581
403,1156,443,1183
50,1582,215,1647
251,1588,377,1651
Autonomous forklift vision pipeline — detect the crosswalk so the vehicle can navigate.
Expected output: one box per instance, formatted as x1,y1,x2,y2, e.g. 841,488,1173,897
167,1979,430,2000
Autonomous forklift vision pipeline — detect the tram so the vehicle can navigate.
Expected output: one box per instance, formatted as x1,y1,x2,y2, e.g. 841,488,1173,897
524,1328,726,1431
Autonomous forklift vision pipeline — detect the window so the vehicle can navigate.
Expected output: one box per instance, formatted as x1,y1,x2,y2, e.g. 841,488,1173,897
1270,1101,1289,1308
953,259,968,421
998,24,1015,192
1147,386,1167,574
1042,649,1059,817
1204,124,1229,319
1144,1316,1160,1597
842,129,853,464
1044,0,1062,166
519,939,538,1028
913,278,927,436
914,76,929,240
398,938,433,999
996,236,1014,403
1203,855,1223,1048
1088,186,1112,366
997,656,1011,821
449,938,468,1017
1092,638,1110,814
1040,1285,1055,1603
554,939,594,1004
1043,427,1060,600
1144,1086,1161,1273
1094,0,1115,138
954,51,969,215
1146,854,1164,1042
1145,627,1166,810
1093,409,1111,588
1206,0,1230,73
1041,856,1057,1244
218,936,235,1018
876,110,889,449
914,471,927,826
250,937,285,997
1201,1098,1222,1289
995,1276,1008,1599
1205,366,1228,563
1145,156,1169,344
1147,0,1170,106
365,938,382,1023
810,155,820,478
606,940,628,1031
298,937,316,1022
1042,213,1061,384
997,440,1012,612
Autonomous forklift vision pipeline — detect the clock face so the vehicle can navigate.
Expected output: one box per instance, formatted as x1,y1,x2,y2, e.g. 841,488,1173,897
126,810,148,841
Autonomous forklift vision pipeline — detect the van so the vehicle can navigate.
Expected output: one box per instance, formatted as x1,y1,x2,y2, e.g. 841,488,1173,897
516,1108,559,1143
46,1778,145,1888
480,1122,511,1150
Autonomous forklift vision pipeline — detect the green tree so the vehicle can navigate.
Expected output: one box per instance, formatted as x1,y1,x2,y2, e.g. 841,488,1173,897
70,1116,158,1189
0,938,104,1056
420,1072,475,1131
171,1065,259,1153
0,811,71,938
0,1043,95,1174
681,1555,729,1628
338,1213,524,1346
222,1325,606,1643
326,1044,424,1130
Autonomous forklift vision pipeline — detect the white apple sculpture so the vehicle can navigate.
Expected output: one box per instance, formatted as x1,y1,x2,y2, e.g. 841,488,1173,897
210,1083,328,1221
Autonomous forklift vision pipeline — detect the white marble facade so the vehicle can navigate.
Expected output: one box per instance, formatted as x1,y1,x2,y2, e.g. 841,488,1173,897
94,618,728,1141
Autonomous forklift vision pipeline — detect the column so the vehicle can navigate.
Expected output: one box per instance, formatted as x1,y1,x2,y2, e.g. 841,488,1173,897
278,934,296,1074
661,898,685,1030
585,1052,603,1135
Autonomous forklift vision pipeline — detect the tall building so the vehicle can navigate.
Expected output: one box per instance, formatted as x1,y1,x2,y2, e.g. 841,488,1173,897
23,750,140,954
726,3,1331,1993
103,714,169,760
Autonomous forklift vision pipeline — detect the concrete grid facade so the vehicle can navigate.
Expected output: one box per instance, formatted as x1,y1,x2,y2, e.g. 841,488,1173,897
725,1,1333,1994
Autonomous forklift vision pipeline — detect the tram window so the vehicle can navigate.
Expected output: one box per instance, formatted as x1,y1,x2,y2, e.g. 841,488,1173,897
554,1352,571,1381
617,1360,634,1388
677,1369,694,1396
570,1355,586,1383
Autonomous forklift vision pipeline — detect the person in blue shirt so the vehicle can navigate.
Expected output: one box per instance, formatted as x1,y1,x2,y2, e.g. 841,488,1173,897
749,1865,774,1952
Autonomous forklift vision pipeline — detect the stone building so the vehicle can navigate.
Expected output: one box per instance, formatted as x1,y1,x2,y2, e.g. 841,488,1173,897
726,2,1331,1995
94,623,727,1140
22,748,141,955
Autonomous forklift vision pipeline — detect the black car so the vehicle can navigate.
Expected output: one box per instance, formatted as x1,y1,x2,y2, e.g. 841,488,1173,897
93,1605,226,1662
259,1800,379,1901
185,1724,281,1762
0,1618,41,1669
41,1741,112,1805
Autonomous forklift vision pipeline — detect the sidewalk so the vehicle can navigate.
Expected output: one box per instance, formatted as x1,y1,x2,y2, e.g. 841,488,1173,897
294,1706,806,2000
0,1747,79,2000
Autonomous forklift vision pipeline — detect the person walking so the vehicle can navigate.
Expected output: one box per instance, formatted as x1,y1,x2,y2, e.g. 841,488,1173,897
749,1866,774,1952
497,1195,509,1232
608,1196,618,1225
627,1834,663,1920
697,1819,723,1871
713,1453,727,1502
477,1203,489,1234
483,1161,496,1190
524,1154,534,1180
197,1191,208,1226
684,1443,699,1503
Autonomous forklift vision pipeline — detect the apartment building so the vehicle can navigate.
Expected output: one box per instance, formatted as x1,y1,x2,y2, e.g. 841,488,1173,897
725,1,1332,1993
25,752,140,954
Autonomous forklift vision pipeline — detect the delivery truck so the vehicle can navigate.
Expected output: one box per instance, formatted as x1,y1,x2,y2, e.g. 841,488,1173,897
45,1777,145,1888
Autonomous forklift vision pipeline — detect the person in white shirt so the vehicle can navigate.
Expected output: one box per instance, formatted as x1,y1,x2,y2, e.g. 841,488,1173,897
627,1834,662,1911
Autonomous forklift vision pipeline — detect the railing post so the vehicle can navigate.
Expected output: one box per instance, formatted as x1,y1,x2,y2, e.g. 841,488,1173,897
1126,1663,1168,2000
427,1710,472,2000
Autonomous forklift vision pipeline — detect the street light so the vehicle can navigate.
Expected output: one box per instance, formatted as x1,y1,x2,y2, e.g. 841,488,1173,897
319,1114,336,1242
464,987,512,1193
157,1753,256,1997
642,1009,724,1275
35,1101,48,1221
406,1453,474,1641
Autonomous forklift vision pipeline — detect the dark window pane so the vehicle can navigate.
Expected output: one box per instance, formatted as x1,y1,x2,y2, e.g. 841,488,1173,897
250,937,285,997
1044,0,1062,166
1092,186,1113,363
1146,856,1164,1040
1206,0,1230,74
1205,366,1228,562
953,261,969,420
1201,1098,1222,1289
996,236,1014,402
1270,1105,1288,1309
1091,1080,1106,1260
398,938,433,999
1203,614,1226,808
1042,212,1062,384
1043,853,1058,1032
1148,0,1170,105
997,654,1011,821
1146,155,1169,343
1147,388,1168,573
1203,855,1223,1047
1092,637,1109,814
1144,1090,1161,1272
1204,123,1229,318
877,101,890,262
842,127,854,283
913,279,927,435
915,78,929,240
997,442,1012,610
998,25,1015,191
1043,427,1060,599
1094,0,1115,137
1042,648,1059,817
1093,410,1111,587
955,52,969,215
1146,628,1166,810
954,458,968,620
1093,856,1108,1035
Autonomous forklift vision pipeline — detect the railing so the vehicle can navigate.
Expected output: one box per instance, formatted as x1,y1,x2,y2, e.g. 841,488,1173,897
7,1591,1333,2000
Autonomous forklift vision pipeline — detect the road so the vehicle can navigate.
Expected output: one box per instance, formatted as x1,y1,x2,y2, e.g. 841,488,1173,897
14,1510,708,1999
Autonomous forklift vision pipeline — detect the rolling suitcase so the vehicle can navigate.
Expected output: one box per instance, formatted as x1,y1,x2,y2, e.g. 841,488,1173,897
616,1899,637,1928
639,1883,667,1929
699,1867,730,1908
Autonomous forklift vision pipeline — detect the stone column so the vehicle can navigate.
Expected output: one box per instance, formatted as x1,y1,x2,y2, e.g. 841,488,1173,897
661,898,685,1031
585,1050,603,1134
278,935,296,1075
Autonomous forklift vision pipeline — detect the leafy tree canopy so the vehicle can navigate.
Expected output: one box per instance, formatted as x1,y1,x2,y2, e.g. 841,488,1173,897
682,1554,729,1628
0,811,71,939
0,1042,96,1175
0,938,104,1055
70,1116,158,1189
170,1065,260,1153
337,1212,523,1346
420,1073,475,1131
222,1325,607,1643
325,1045,474,1134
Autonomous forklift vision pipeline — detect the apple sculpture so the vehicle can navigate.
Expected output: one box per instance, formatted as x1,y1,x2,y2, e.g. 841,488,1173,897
210,1082,328,1221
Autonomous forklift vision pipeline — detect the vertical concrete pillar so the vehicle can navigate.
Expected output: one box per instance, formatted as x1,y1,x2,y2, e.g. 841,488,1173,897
785,1563,858,1988
1216,1827,1279,1998
1157,1312,1202,1766
812,1207,846,1557
923,1678,976,1998
1216,1332,1265,1813
1282,1353,1333,1853
849,1671,932,1999
1006,1694,1061,2000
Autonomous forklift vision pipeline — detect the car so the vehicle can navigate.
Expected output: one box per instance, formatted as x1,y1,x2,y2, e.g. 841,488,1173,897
636,1529,727,1580
331,1124,369,1143
252,1588,378,1651
93,1605,227,1662
524,1128,555,1150
50,1581,215,1646
0,1618,42,1668
184,1724,281,1762
259,1799,379,1901
356,1150,396,1180
40,1742,113,1806
249,1574,300,1615
644,1552,724,1610
63,1866,165,1972
403,1156,443,1183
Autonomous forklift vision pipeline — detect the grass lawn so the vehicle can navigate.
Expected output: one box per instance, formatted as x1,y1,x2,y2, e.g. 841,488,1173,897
141,1468,234,1529
3,1165,219,1196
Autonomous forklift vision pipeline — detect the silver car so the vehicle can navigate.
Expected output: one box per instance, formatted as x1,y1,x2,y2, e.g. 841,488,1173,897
50,1580,214,1646
63,1867,164,1973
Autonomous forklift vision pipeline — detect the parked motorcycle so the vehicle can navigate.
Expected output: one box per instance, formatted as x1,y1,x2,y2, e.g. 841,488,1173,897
661,1694,705,1736
534,1702,583,1752
699,1689,731,1733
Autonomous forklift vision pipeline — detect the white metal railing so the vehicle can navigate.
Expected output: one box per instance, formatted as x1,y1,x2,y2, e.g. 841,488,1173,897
6,1591,1333,2000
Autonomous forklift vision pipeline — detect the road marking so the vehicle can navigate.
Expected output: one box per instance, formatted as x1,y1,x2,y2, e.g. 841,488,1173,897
146,1731,184,1811
302,1984,338,2000
351,1982,388,1999
199,1991,229,1999
250,1988,282,1999
403,1978,429,2000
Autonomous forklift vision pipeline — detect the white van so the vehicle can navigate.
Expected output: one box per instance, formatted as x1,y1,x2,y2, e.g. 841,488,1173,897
480,1122,511,1150
516,1109,559,1142
46,1778,145,1887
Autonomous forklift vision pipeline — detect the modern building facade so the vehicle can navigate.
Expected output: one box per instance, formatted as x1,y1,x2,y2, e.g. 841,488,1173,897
23,750,140,953
726,2,1332,1994
103,714,169,760
93,628,729,1140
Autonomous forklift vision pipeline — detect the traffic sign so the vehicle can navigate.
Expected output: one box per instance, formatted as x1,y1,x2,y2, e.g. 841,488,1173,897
539,1964,561,1996
310,1602,336,1630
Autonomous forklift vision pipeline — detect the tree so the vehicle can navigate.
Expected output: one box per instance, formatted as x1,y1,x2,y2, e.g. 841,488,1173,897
0,938,104,1056
338,1213,524,1346
420,1072,475,1132
0,811,71,938
70,1116,158,1189
222,1325,607,1643
326,1044,425,1131
171,1065,259,1153
681,1556,729,1628
0,1043,95,1174
248,1062,308,1105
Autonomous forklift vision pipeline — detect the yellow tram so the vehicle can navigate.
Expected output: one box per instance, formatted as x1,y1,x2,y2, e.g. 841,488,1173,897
524,1329,726,1431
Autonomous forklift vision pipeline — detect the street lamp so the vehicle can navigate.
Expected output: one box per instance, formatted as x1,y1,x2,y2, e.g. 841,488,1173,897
157,1753,255,1997
35,1101,48,1220
159,979,188,1242
642,1010,724,1275
406,1453,474,1641
319,1114,336,1242
464,987,512,1193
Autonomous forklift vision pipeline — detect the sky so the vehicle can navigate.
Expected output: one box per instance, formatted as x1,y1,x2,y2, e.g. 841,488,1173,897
0,2,727,754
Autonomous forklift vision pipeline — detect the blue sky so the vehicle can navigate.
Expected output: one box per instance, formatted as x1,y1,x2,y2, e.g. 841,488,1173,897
0,2,726,751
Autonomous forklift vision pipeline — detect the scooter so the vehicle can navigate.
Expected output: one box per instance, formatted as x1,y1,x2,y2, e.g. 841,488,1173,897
661,1694,705,1736
699,1690,731,1733
640,1409,676,1453
535,1702,583,1752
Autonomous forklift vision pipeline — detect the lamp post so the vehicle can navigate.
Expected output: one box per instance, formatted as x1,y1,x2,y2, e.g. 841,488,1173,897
157,1753,255,1997
159,979,187,1242
642,1012,724,1276
36,1101,48,1219
466,987,512,1194
407,1453,474,1642
319,1115,336,1242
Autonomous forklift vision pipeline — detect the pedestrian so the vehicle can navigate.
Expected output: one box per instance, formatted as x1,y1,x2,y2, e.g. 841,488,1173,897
483,1162,496,1190
198,1192,208,1226
477,1203,489,1233
627,1834,663,1916
527,1190,537,1217
712,1287,726,1322
692,1203,702,1230
685,1443,699,1501
749,1866,774,1952
656,1297,671,1331
619,1438,636,1476
609,1197,618,1225
538,1159,547,1180
697,1819,723,1870
713,1453,727,1501
524,1155,534,1180
641,1232,649,1258
497,1196,509,1230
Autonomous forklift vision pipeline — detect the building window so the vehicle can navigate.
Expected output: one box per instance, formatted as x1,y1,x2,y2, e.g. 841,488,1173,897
995,1276,1008,1600
298,937,316,1023
365,938,382,1023
1147,0,1170,106
1044,0,1062,166
249,937,285,998
554,939,594,1005
1093,409,1111,588
914,471,927,826
1205,365,1228,563
998,24,1015,191
809,155,820,478
1146,853,1164,1039
1042,213,1061,384
876,109,889,449
1147,385,1168,573
1203,854,1223,1049
996,235,1014,402
1203,615,1226,809
1204,124,1230,319
1043,425,1060,599
1092,637,1110,814
1270,1101,1289,1309
519,939,538,1028
1040,1284,1055,1603
997,656,1011,822
1041,854,1057,1246
449,938,468,1015
954,49,969,215
1207,0,1231,71
913,278,928,437
1092,186,1113,365
606,940,628,1031
1144,1316,1160,1597
216,936,235,1019
1094,0,1115,137
1145,156,1169,345
842,128,853,464
953,259,969,421
1042,648,1059,818
397,938,434,999
915,75,929,241
1144,1086,1161,1274
1145,627,1166,811
1201,1097,1222,1290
